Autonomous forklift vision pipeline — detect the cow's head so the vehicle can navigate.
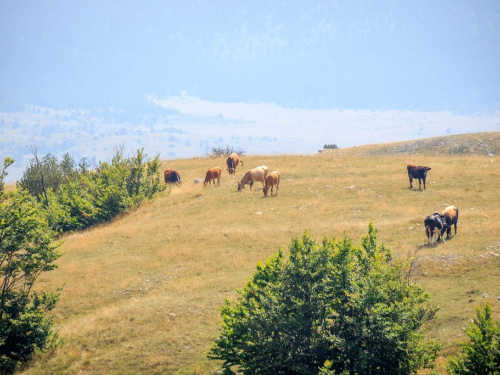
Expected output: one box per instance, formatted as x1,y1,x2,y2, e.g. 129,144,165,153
228,167,235,174
263,187,269,197
237,181,244,191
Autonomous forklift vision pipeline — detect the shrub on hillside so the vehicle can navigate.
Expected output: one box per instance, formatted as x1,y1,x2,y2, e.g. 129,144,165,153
209,224,442,375
446,303,500,375
17,153,87,197
206,146,245,158
323,143,338,149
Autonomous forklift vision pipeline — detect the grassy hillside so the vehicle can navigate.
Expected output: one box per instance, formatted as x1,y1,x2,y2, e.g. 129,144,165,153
21,132,500,374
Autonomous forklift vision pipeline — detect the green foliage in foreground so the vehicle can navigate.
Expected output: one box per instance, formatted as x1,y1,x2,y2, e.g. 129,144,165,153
0,159,62,373
447,303,500,375
209,224,442,375
18,147,166,234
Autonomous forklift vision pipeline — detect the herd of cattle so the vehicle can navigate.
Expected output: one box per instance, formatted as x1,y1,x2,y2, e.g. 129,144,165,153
164,158,457,246
164,153,281,197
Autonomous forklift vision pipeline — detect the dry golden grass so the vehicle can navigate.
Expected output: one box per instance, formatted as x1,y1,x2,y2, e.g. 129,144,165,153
21,133,500,374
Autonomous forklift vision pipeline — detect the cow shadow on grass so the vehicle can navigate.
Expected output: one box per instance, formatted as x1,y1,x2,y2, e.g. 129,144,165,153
417,235,456,250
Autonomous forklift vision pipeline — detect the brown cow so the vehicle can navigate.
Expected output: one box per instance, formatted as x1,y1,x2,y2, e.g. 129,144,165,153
237,166,268,191
440,205,459,240
226,153,243,175
204,167,222,187
263,171,281,197
164,169,181,184
407,164,431,189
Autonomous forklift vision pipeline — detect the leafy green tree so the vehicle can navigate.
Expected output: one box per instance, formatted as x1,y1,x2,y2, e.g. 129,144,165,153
0,160,62,373
447,303,500,375
209,224,441,375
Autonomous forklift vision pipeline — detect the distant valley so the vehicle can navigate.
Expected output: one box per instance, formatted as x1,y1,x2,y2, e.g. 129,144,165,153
1,96,500,182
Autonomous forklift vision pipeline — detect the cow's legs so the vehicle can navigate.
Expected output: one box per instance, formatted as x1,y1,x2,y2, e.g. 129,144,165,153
423,177,426,189
409,176,413,189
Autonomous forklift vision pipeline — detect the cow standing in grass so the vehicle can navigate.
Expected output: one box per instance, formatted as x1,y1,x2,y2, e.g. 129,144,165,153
441,205,459,240
204,167,222,187
407,164,431,189
226,153,243,175
263,171,281,197
237,166,268,191
164,169,181,185
424,212,443,246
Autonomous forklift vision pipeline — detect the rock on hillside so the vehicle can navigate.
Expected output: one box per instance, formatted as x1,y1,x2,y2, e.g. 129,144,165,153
334,132,500,157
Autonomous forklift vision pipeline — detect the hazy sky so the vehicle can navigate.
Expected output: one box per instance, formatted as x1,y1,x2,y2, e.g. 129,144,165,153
1,0,500,112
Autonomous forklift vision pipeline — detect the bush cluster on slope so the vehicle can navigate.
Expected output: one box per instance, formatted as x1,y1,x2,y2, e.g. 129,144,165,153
17,146,165,234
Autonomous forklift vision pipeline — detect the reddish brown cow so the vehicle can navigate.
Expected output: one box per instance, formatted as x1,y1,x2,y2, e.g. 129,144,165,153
263,171,281,197
226,153,243,175
164,169,181,184
204,167,222,187
407,164,431,189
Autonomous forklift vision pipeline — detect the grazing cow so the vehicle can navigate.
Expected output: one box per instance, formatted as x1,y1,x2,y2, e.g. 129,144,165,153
424,212,443,246
226,153,243,175
440,205,459,240
407,164,431,189
237,166,268,191
263,171,281,197
204,167,222,187
164,169,181,185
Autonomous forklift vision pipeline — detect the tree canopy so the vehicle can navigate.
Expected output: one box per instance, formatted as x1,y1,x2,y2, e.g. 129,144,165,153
209,224,441,375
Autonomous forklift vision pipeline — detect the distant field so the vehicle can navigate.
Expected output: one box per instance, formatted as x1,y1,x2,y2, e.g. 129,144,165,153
21,132,500,374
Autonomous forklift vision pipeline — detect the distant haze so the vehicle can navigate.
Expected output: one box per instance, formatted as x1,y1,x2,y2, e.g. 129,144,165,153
1,1,499,111
1,1,499,181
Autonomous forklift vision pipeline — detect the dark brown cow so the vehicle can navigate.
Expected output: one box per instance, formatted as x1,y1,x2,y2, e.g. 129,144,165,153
263,171,281,197
440,205,459,240
226,153,243,175
164,169,181,184
204,167,222,187
407,164,431,189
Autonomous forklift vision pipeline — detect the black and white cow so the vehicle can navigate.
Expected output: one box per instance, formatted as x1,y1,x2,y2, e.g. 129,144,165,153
424,212,443,246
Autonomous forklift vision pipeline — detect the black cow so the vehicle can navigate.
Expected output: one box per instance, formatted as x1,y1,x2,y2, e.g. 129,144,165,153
424,212,443,246
407,164,431,189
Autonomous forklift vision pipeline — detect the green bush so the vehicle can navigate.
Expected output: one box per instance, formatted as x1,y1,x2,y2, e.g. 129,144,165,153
447,303,500,375
209,224,441,375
